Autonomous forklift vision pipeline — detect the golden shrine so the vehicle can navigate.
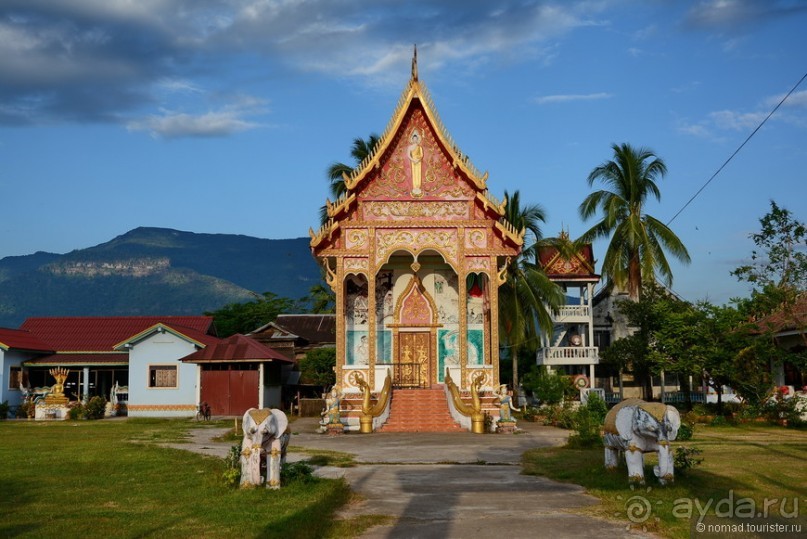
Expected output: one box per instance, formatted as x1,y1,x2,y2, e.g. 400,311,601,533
310,50,523,432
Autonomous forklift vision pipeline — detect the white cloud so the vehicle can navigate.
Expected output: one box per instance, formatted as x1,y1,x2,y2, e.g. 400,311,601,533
127,95,268,138
709,109,768,131
0,0,620,125
533,92,613,105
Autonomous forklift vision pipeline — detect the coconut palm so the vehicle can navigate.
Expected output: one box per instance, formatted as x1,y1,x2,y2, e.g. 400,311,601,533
498,190,564,393
579,143,690,301
320,134,380,224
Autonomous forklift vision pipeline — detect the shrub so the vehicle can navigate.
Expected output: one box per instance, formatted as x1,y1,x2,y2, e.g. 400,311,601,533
84,396,107,420
522,366,573,405
68,403,84,420
673,446,703,474
758,391,804,427
0,401,9,420
567,393,607,448
542,402,576,428
677,422,694,441
281,461,314,485
222,444,242,487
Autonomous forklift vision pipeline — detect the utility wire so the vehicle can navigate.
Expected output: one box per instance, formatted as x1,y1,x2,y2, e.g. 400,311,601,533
667,70,807,225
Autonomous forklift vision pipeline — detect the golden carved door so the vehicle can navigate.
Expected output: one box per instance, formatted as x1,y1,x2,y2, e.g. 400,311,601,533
396,332,431,388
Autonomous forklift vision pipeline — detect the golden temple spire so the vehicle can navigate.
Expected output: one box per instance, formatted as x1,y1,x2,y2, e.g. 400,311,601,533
412,44,418,80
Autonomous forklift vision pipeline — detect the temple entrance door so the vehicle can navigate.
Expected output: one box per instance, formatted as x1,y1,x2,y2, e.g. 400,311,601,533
396,331,431,388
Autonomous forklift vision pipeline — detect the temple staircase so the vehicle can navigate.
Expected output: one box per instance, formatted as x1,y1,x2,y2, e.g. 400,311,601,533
380,387,465,432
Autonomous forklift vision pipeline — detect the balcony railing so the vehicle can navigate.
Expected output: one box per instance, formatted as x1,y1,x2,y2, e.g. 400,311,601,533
536,346,599,366
552,305,591,321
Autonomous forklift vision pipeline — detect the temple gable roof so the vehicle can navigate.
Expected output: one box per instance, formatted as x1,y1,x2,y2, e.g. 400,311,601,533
310,50,523,256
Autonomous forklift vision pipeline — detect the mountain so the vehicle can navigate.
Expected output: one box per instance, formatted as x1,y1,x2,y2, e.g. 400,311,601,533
0,227,322,328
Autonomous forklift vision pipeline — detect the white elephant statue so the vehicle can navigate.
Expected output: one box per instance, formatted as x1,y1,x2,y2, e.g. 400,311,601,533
240,408,290,489
603,398,681,485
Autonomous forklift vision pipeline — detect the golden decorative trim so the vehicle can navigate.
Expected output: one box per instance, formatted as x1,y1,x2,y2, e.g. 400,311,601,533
326,192,356,219
475,191,506,216
496,257,511,286
494,221,525,247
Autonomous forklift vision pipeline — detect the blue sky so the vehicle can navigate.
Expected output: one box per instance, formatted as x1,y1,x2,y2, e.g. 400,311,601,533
1,0,806,305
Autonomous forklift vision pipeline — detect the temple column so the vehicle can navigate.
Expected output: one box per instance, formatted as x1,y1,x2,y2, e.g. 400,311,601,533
83,367,90,402
459,268,467,389
335,258,345,389
368,270,377,391
490,256,502,387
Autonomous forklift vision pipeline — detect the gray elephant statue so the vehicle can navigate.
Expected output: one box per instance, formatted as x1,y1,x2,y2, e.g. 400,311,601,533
603,398,681,485
240,408,290,489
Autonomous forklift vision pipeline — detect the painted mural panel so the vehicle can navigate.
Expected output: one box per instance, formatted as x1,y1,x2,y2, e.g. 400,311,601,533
346,330,369,366
433,270,458,324
437,329,460,382
466,329,484,366
345,276,369,327
376,330,392,364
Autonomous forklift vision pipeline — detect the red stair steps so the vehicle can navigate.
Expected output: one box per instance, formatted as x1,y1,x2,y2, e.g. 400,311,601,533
380,387,465,432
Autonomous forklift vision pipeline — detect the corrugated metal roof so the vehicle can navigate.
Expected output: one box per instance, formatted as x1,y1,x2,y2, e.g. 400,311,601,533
19,316,215,352
181,334,293,363
264,314,336,344
0,328,54,352
23,353,129,366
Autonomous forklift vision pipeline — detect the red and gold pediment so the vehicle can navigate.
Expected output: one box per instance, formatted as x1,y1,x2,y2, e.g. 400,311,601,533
393,274,438,327
310,50,524,255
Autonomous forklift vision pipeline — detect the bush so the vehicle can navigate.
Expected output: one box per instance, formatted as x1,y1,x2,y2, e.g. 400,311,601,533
0,401,9,420
677,422,694,441
522,366,574,405
673,446,703,474
281,461,314,485
84,396,107,420
567,393,607,448
68,403,84,420
541,402,576,428
222,444,242,487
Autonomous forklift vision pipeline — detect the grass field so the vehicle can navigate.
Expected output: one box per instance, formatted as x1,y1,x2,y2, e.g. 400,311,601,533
522,424,807,538
0,418,374,538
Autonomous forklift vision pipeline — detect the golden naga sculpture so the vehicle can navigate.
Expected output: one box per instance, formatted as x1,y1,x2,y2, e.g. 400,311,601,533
351,370,392,433
445,370,486,434
44,367,70,405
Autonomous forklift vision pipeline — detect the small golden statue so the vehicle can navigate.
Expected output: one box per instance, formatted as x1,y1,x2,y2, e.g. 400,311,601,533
44,367,69,405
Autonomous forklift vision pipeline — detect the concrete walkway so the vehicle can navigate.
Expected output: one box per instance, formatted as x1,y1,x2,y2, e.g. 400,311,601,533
171,418,651,538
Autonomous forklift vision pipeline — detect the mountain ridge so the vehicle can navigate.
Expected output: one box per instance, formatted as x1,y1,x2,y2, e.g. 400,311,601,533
0,227,321,328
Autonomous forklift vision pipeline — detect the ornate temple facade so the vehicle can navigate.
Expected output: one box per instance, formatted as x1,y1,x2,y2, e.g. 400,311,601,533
310,53,522,400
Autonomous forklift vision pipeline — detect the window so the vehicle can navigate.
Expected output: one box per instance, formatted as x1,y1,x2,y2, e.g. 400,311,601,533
9,367,23,389
148,365,177,388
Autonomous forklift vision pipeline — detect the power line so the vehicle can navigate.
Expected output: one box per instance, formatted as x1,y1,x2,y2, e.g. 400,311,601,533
667,70,807,225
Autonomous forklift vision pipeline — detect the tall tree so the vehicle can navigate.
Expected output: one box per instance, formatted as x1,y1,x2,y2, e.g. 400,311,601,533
320,134,380,224
205,292,296,337
731,200,807,293
579,143,690,300
498,190,564,394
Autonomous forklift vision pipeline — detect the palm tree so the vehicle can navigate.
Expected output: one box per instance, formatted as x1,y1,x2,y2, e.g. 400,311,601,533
320,134,380,224
498,190,564,394
579,143,690,301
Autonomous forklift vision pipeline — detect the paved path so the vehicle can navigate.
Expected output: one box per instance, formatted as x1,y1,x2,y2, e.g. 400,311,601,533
171,418,652,538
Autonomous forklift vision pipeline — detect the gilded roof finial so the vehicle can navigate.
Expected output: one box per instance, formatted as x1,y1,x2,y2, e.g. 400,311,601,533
412,44,418,80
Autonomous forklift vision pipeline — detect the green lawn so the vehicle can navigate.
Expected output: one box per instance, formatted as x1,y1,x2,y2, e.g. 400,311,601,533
522,424,807,538
0,418,370,538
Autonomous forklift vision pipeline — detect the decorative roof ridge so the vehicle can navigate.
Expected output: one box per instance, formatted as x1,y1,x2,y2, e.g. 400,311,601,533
494,220,525,247
342,50,488,192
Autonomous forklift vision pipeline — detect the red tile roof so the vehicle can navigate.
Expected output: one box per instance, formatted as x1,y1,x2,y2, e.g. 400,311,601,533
0,328,54,352
23,353,129,366
180,334,292,363
751,294,807,335
19,316,215,352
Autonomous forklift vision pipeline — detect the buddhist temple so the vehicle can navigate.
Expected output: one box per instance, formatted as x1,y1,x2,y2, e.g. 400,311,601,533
310,50,523,432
